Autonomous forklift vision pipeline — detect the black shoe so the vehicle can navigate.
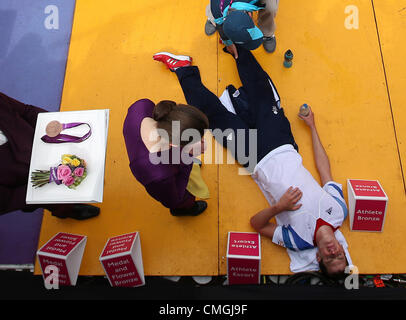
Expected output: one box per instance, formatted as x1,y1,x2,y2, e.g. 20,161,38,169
205,20,216,36
70,204,100,220
52,204,100,220
170,201,208,217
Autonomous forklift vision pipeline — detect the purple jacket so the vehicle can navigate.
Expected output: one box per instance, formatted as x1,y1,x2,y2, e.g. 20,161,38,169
0,92,46,214
123,99,194,209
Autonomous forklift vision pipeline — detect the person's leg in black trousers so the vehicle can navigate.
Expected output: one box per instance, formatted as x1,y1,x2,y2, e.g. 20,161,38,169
175,66,258,171
230,46,298,161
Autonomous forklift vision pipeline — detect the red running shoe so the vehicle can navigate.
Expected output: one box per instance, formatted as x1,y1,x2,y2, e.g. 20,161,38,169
153,52,192,71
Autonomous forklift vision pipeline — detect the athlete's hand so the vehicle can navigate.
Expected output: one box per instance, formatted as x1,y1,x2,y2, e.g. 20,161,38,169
277,187,303,212
298,107,315,129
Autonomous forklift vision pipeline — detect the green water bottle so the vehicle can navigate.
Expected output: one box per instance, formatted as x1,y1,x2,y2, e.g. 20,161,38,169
284,50,293,68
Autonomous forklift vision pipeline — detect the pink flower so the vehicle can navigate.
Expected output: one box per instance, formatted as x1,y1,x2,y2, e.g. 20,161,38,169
63,175,75,187
73,167,84,177
57,165,72,181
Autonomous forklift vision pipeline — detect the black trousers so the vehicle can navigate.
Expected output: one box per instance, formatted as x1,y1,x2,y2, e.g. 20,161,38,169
175,46,298,171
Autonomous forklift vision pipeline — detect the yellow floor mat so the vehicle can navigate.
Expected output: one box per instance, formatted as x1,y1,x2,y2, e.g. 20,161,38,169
35,0,219,276
36,0,406,276
218,0,406,274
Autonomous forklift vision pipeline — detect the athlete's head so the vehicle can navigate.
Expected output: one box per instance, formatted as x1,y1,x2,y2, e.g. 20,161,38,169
317,238,348,279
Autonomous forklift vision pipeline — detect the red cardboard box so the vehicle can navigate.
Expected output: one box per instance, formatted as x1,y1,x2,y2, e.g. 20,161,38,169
99,232,145,287
37,232,87,286
226,232,261,285
347,179,388,232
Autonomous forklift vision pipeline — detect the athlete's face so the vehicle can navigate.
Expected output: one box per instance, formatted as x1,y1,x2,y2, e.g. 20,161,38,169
317,241,347,274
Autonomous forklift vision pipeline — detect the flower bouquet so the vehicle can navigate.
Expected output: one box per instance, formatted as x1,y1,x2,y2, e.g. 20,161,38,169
31,154,87,189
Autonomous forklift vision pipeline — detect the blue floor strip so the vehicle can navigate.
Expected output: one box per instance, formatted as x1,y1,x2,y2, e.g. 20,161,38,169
0,0,76,265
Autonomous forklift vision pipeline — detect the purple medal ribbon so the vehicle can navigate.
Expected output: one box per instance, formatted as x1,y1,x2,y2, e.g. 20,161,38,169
49,167,62,185
41,121,92,144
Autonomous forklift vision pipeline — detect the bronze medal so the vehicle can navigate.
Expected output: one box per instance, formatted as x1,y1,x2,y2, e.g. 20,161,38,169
41,121,91,144
45,120,63,137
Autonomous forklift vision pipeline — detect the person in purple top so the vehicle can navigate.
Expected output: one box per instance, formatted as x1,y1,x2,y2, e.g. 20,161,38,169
123,97,209,216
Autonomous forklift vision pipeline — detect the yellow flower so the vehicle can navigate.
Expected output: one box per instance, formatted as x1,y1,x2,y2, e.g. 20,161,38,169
71,158,81,167
62,156,72,165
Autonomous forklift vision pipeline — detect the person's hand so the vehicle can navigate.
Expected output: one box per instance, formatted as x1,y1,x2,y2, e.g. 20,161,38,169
199,138,207,155
276,187,303,212
226,44,238,59
298,107,315,129
187,138,206,157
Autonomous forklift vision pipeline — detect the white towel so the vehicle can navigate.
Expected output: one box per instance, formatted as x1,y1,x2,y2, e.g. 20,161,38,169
219,88,237,114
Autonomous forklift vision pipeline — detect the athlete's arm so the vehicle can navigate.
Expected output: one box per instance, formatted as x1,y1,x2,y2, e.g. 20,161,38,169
250,187,302,238
299,108,333,186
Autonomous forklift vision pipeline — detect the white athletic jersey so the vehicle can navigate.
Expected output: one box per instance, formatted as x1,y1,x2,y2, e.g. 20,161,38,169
252,144,352,272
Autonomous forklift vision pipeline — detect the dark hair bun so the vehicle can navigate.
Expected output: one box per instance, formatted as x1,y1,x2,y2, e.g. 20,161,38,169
153,100,176,121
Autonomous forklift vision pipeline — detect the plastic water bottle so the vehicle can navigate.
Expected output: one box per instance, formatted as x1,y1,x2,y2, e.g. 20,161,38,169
299,104,310,116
